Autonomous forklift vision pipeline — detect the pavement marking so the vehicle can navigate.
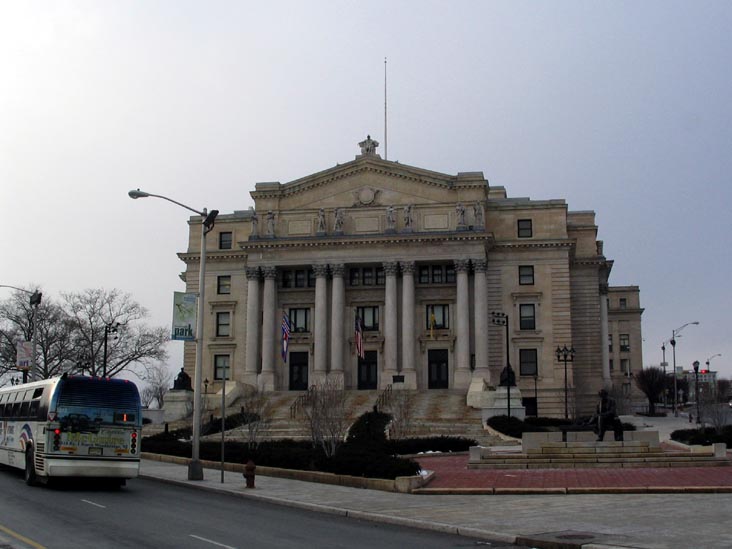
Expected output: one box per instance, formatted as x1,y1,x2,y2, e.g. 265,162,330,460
81,499,106,509
189,534,237,549
0,523,47,549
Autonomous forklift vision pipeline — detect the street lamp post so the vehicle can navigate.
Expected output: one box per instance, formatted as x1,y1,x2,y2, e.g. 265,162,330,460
102,322,119,377
693,360,701,425
555,345,576,419
129,189,219,481
0,285,42,383
661,341,668,407
670,321,699,417
490,312,512,418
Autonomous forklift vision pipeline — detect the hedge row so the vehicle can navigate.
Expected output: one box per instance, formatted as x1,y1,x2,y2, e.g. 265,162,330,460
671,426,732,446
488,415,636,439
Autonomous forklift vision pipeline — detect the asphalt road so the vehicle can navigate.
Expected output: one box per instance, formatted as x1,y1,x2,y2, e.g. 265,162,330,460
0,467,522,549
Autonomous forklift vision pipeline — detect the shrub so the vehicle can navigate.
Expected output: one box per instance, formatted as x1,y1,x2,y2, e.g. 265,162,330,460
671,426,732,446
523,417,573,428
487,415,528,438
319,444,420,479
387,436,477,455
347,410,391,444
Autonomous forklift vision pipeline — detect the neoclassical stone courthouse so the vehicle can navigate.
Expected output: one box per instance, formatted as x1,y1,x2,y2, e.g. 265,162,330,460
179,137,643,416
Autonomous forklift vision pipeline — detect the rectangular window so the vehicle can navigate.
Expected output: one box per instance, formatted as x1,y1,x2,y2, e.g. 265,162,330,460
431,265,443,284
427,305,449,329
621,358,630,376
517,219,533,238
375,266,385,285
620,334,630,352
289,308,310,333
519,304,536,330
609,359,614,371
214,355,230,380
349,268,360,286
217,275,231,295
216,312,231,337
281,270,293,289
445,264,456,283
619,298,627,309
357,306,379,331
295,270,306,288
362,267,374,286
307,269,315,288
519,349,538,376
219,232,233,250
519,265,534,285
608,334,613,353
418,266,430,284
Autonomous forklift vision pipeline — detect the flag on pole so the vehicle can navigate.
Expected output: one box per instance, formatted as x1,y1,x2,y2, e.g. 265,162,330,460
354,313,365,359
429,307,436,339
281,310,291,362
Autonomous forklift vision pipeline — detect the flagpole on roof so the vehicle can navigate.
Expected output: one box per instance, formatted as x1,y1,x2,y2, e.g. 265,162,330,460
384,56,388,160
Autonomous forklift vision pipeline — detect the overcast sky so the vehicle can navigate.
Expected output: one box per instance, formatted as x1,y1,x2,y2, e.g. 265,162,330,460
1,1,730,379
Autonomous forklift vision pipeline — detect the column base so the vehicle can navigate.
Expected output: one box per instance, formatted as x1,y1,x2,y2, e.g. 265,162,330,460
380,370,398,390
257,371,276,391
453,368,472,390
327,370,345,389
311,371,328,387
393,370,417,390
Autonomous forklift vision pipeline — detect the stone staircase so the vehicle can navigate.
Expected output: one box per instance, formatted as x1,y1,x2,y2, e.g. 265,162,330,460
469,434,730,469
145,388,505,447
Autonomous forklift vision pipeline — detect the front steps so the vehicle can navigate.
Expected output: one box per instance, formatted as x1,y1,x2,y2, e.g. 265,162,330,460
469,437,730,469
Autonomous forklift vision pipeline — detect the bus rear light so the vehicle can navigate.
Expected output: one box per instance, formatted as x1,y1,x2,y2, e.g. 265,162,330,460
53,429,61,451
130,431,138,454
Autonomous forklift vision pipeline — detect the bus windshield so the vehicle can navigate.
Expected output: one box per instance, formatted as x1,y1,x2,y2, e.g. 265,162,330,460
52,376,141,432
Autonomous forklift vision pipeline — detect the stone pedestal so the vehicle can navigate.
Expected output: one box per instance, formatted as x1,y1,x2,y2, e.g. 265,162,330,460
258,371,276,391
163,390,193,422
453,368,473,390
480,386,526,421
395,370,417,390
327,370,345,389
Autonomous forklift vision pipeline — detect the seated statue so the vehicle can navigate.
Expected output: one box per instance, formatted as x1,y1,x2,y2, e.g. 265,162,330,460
499,366,516,387
173,367,193,391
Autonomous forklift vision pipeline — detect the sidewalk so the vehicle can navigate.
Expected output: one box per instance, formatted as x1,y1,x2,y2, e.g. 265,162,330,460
139,414,732,549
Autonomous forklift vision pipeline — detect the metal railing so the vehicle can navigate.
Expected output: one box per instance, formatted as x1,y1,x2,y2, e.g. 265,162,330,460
375,384,392,411
289,385,316,419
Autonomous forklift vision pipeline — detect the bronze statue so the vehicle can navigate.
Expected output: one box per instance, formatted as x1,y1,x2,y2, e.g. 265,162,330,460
173,367,192,391
593,389,623,441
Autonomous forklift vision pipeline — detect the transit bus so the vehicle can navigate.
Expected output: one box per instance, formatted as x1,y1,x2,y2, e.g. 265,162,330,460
0,374,141,486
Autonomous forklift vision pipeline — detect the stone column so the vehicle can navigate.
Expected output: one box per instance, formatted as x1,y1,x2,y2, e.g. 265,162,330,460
259,266,277,390
329,264,345,387
600,283,611,389
400,261,417,389
454,259,472,389
473,259,489,380
383,261,399,388
244,267,261,387
313,264,329,386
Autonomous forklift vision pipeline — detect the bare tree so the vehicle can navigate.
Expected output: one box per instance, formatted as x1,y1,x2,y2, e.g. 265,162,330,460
634,367,666,415
0,289,77,379
138,362,173,408
239,385,272,451
716,378,730,402
700,391,730,432
387,390,415,441
303,379,348,458
62,288,168,378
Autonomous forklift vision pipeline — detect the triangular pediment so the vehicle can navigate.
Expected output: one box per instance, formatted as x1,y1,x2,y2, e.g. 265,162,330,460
251,156,488,212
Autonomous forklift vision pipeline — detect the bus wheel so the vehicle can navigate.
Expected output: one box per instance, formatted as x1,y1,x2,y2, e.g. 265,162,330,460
24,448,38,486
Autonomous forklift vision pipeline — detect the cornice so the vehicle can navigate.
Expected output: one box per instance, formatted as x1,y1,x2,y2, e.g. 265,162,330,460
493,240,573,251
178,251,248,264
237,231,495,252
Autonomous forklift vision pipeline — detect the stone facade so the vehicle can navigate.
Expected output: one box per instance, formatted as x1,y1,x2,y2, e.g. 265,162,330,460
178,139,643,417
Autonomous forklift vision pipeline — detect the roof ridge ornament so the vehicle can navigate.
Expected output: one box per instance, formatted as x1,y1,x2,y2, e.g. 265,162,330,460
358,135,380,156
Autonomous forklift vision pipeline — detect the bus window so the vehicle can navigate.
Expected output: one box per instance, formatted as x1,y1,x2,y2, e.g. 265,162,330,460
29,400,39,418
0,403,4,418
19,401,30,418
32,387,44,399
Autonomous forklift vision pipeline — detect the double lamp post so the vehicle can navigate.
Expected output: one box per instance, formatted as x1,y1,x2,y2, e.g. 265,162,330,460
128,189,218,481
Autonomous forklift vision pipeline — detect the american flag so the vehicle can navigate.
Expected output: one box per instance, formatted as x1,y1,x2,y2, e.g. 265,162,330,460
354,313,365,359
281,311,291,362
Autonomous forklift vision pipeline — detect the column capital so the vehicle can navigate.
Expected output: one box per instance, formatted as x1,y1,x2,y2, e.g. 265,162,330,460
245,266,260,280
454,259,471,273
400,261,416,275
262,266,277,280
383,261,399,276
312,264,329,278
473,259,487,273
330,264,345,277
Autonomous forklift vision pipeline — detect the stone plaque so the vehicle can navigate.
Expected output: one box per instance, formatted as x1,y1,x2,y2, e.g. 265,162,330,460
288,220,311,235
355,217,380,233
424,214,449,230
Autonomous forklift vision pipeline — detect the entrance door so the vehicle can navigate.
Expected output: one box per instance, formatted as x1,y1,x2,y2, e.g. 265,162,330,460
289,352,309,391
358,351,378,390
428,349,449,389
